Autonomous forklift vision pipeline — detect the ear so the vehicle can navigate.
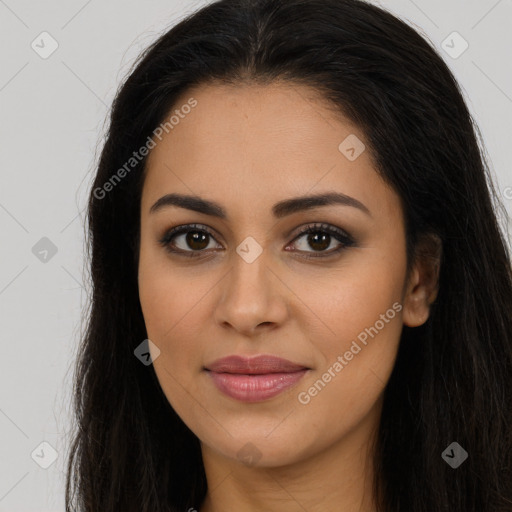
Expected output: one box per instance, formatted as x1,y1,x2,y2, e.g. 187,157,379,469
402,233,442,328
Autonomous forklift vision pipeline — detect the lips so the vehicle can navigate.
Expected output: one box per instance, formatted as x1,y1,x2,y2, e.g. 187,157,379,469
204,355,310,402
204,354,309,374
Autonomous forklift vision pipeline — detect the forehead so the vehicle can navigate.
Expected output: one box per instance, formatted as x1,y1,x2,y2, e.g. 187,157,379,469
141,82,398,221
150,81,354,159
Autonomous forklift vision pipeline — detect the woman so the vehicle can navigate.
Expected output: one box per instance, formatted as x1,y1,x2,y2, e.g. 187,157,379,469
65,0,512,510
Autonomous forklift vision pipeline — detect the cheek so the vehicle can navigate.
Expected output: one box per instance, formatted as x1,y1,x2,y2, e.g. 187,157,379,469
289,281,404,463
137,244,221,408
291,243,406,424
139,276,206,366
304,247,406,359
137,258,207,415
138,238,210,341
138,251,194,393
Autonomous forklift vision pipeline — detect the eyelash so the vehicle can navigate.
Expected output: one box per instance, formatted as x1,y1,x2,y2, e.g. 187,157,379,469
158,222,355,259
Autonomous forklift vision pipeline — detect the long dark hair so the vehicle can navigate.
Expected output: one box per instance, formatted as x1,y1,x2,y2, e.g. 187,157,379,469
65,0,512,510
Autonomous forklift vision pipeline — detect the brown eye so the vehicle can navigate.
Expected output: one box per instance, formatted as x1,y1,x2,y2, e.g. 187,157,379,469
184,231,210,251
288,223,355,257
304,232,331,252
159,222,355,259
159,224,222,256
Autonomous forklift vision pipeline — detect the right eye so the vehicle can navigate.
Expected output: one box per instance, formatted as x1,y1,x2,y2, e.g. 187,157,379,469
158,223,223,257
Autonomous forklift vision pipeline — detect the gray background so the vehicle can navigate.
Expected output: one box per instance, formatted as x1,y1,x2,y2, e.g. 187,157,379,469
0,0,511,510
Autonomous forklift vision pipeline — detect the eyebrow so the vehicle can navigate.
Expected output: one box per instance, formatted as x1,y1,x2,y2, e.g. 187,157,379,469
149,192,371,218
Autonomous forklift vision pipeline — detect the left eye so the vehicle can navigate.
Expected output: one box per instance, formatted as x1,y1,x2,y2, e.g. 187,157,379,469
158,222,354,258
287,223,355,257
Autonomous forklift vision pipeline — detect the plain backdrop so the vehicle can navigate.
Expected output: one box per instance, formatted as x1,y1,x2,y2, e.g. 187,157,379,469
0,0,511,510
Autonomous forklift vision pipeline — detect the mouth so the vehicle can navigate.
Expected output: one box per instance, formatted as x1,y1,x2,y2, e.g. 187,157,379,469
204,354,310,374
203,354,311,402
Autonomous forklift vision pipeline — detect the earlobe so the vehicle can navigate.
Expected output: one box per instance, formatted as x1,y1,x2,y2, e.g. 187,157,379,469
403,290,431,327
402,233,442,328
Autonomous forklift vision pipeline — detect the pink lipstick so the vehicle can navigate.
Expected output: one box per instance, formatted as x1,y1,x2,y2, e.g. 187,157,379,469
204,355,310,402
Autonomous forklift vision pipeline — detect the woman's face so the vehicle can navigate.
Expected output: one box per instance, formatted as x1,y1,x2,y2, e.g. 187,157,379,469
138,82,430,468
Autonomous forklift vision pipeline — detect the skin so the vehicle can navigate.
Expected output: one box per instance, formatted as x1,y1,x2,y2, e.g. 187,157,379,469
138,82,440,512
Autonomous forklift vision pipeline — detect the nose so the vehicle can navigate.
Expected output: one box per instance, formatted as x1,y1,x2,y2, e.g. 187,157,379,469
213,249,289,337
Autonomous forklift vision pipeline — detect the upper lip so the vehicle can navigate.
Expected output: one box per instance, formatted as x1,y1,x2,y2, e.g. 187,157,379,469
204,355,309,374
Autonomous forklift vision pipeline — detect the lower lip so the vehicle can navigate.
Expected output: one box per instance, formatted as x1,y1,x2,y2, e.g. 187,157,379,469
206,369,309,402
